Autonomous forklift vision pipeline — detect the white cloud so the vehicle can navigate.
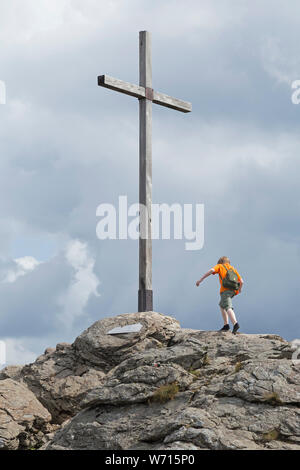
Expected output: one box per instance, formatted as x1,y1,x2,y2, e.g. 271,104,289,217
154,118,300,200
57,240,100,329
148,0,246,39
2,256,41,283
0,0,122,49
260,36,300,86
0,0,299,350
0,0,66,44
1,337,37,366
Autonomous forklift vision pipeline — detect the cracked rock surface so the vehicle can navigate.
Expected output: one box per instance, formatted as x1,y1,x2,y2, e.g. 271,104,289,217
44,315,300,450
0,379,52,450
1,312,299,450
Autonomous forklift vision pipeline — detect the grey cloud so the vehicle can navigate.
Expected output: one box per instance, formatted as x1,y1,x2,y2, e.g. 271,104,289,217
0,0,300,365
0,254,72,337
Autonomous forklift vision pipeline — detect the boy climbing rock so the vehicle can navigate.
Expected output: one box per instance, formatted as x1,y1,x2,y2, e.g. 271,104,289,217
196,256,244,334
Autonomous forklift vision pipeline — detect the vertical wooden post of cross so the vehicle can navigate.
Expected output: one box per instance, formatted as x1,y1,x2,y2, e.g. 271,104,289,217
97,31,191,313
138,31,153,312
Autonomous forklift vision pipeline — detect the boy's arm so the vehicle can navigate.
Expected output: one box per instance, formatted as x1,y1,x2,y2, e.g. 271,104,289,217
196,268,215,286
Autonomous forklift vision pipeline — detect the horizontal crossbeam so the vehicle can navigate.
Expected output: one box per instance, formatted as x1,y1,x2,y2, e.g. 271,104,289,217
98,75,145,99
153,90,192,113
98,74,192,113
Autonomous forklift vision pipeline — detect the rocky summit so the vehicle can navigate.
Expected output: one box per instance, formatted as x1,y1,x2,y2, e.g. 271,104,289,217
0,311,299,450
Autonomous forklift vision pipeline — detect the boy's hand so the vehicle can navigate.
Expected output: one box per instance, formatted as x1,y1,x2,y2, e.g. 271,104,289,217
196,270,213,287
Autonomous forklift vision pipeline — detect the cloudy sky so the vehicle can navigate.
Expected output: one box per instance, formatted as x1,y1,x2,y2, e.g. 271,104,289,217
0,0,299,366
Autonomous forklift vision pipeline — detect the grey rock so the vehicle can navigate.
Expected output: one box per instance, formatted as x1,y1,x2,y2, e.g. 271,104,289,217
0,379,51,450
82,337,207,407
0,365,23,381
73,311,181,371
12,311,180,424
82,363,193,407
44,347,55,355
44,320,300,451
219,360,300,405
19,348,106,424
2,312,299,450
0,311,180,434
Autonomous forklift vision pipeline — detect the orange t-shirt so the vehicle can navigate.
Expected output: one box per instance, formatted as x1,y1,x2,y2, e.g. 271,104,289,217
212,263,242,295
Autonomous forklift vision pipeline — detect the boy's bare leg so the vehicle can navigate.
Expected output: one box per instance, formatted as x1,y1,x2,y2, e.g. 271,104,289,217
227,308,237,325
220,307,229,325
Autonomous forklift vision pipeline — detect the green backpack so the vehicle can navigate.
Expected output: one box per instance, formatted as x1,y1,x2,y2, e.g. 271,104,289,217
222,265,240,291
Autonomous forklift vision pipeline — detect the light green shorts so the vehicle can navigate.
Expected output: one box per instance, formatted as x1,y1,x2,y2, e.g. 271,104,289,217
219,290,235,310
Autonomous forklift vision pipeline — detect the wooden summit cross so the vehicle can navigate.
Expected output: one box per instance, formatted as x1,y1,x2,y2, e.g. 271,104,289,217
98,31,192,312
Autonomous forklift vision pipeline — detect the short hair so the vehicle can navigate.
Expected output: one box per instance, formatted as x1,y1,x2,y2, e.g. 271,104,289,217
217,256,230,265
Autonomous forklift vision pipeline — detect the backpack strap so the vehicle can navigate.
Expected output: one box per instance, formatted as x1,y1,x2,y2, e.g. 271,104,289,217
219,263,228,282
